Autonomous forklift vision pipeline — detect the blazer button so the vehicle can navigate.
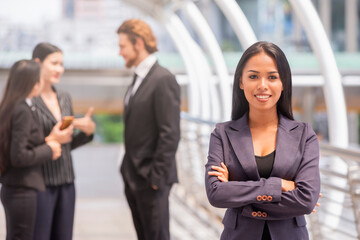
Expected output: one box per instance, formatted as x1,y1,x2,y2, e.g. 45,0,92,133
257,211,262,217
257,195,262,201
262,212,268,218
267,196,273,201
262,195,267,201
252,212,257,217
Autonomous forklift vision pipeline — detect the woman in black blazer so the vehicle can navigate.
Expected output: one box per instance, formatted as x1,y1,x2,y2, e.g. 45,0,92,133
31,43,95,240
0,60,61,240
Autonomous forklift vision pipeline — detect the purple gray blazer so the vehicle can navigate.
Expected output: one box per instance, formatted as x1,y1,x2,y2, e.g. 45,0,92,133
205,113,320,240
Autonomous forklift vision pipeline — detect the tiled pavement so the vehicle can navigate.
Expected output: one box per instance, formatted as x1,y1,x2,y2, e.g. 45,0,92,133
0,144,221,240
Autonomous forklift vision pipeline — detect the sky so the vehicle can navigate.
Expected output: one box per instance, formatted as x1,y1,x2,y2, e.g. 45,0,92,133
0,0,61,25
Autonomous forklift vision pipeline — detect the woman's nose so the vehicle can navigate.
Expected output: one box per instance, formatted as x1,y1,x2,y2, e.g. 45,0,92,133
57,65,65,74
257,78,268,90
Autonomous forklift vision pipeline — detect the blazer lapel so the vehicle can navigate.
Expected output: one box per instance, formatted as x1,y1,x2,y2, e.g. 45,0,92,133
124,62,158,123
271,114,302,178
225,113,260,180
57,91,69,117
29,104,39,123
131,61,158,101
33,87,69,125
34,96,58,125
123,86,131,122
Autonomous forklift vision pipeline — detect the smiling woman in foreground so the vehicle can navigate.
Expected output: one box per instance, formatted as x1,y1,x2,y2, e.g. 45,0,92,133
205,41,321,240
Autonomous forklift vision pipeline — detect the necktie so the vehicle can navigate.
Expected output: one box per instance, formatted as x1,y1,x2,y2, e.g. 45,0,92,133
125,73,137,106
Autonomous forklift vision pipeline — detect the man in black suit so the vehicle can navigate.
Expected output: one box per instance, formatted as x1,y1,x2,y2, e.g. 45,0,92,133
117,19,180,240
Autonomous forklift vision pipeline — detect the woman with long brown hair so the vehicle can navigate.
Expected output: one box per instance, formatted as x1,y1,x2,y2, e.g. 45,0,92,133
0,60,61,240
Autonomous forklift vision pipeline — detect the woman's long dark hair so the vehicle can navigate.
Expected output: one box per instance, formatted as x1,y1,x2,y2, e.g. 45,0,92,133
32,42,62,62
231,41,293,121
0,60,40,173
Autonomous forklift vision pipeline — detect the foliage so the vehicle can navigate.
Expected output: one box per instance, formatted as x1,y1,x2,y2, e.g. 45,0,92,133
93,114,124,143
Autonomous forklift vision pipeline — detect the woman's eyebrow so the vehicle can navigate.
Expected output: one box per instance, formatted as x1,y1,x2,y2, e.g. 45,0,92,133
247,70,278,74
247,70,259,73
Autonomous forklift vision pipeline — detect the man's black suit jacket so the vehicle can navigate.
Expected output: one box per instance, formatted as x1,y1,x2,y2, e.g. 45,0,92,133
0,101,53,191
121,61,181,190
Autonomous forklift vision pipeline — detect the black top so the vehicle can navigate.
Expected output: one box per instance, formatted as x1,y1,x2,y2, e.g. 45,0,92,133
255,151,275,179
255,150,275,240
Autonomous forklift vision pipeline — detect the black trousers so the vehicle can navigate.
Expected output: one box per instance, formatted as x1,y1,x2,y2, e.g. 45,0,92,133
32,183,75,240
125,182,172,240
1,185,37,240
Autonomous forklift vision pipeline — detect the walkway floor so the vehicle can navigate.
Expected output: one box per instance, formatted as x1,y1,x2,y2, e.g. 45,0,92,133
1,144,136,239
0,144,222,240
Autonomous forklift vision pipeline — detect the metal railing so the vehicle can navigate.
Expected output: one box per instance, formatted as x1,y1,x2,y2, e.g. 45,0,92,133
172,113,222,239
312,143,360,240
175,113,360,240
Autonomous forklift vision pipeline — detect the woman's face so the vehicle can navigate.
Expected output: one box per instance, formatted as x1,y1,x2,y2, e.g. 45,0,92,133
40,52,64,84
240,51,283,114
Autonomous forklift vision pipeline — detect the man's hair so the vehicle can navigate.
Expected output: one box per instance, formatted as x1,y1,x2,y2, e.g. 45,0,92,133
117,19,158,54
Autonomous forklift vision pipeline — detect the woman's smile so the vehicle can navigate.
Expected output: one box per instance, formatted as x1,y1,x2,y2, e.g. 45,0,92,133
255,94,272,102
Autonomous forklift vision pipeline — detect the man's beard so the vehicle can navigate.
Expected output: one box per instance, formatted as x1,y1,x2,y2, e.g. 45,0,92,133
125,48,139,68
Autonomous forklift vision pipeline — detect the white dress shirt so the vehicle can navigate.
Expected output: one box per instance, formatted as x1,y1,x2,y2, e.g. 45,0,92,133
124,54,157,106
25,98,32,106
131,54,157,96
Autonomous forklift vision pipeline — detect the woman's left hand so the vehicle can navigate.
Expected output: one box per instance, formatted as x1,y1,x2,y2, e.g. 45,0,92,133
312,193,322,213
208,162,229,182
73,107,96,136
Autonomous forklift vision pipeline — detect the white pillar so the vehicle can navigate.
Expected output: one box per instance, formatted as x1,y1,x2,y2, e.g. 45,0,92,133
348,112,359,144
319,0,332,39
289,0,349,230
289,0,348,148
302,88,317,126
214,0,257,49
181,1,231,121
165,14,213,120
293,15,303,51
345,0,358,52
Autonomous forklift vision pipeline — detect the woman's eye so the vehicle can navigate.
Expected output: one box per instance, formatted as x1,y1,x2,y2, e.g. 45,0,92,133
249,75,257,79
53,62,63,67
269,75,277,80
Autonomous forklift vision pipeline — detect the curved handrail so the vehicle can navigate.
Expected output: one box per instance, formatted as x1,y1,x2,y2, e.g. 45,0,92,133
178,113,360,239
320,142,360,162
181,1,231,121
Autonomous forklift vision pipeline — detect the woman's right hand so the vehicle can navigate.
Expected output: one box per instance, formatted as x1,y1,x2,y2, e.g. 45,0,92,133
46,122,73,144
281,179,296,192
46,140,61,160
